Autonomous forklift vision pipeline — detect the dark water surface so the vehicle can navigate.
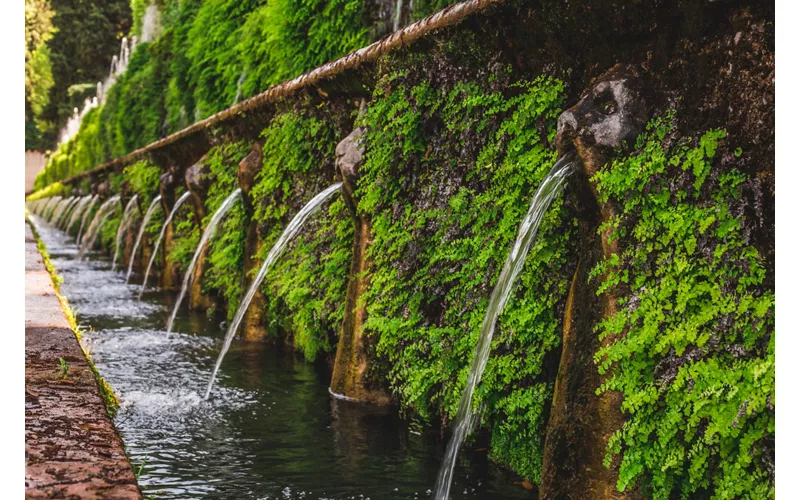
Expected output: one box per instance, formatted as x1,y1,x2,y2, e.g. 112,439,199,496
32,216,535,500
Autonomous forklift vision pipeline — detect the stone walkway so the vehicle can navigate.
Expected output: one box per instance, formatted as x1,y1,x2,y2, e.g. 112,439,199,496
25,219,141,499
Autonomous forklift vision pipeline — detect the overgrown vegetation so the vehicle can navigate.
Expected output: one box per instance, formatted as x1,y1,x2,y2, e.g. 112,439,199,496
199,141,251,320
356,69,576,482
34,0,369,188
250,109,353,362
591,114,775,498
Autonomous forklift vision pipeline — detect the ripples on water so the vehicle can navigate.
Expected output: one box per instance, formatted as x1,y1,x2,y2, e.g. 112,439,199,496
30,216,535,499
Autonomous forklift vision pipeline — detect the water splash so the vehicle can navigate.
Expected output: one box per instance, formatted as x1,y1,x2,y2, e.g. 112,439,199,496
79,195,121,258
433,153,575,500
126,196,162,283
77,195,100,243
204,183,342,399
139,191,192,297
112,195,140,271
166,189,242,333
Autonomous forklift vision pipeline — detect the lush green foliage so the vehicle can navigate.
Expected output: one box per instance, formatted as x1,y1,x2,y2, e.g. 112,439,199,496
36,0,369,186
25,0,56,149
357,71,576,482
200,142,251,320
166,209,200,274
28,0,131,149
236,0,367,99
250,110,353,362
591,115,775,498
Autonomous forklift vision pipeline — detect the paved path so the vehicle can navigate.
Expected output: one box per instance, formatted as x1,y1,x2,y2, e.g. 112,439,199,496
25,219,141,499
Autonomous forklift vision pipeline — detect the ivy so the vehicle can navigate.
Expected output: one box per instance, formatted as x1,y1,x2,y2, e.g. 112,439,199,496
591,115,775,499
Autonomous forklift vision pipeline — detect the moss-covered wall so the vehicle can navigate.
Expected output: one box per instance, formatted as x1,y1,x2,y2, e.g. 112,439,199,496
27,0,774,497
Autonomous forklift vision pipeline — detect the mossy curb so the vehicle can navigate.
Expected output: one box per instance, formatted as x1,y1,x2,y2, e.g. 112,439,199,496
25,213,120,418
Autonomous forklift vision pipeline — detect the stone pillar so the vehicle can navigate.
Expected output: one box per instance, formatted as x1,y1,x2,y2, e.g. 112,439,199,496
329,118,391,404
540,64,649,499
157,167,182,290
184,159,215,310
238,143,270,341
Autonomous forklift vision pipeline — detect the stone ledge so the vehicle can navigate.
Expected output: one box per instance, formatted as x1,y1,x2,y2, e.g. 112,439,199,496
25,220,141,499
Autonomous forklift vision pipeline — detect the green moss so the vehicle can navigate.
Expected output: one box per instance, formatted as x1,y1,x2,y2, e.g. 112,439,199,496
27,181,68,201
124,159,161,202
200,141,251,320
167,209,200,274
591,114,775,498
357,71,575,482
250,109,353,362
33,0,370,187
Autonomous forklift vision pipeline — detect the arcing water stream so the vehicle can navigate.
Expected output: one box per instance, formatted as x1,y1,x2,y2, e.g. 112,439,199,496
140,192,192,297
126,195,163,283
113,195,139,270
26,208,532,499
204,183,342,399
77,195,100,243
166,188,241,333
79,195,121,258
433,153,576,500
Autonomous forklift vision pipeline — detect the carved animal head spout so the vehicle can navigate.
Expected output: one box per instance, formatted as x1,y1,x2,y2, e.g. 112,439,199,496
335,126,365,218
556,64,649,175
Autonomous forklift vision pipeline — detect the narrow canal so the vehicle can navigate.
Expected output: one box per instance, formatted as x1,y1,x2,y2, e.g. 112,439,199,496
31,215,534,500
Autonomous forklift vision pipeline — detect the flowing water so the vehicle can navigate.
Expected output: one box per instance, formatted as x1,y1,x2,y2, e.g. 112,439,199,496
79,195,121,258
57,197,81,228
113,195,140,270
126,195,163,283
28,214,534,499
166,189,241,333
77,195,100,243
140,192,192,297
433,154,575,500
205,184,343,399
66,196,92,232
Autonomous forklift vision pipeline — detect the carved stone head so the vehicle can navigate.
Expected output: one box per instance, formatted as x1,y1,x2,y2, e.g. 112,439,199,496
556,64,649,156
335,127,366,184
